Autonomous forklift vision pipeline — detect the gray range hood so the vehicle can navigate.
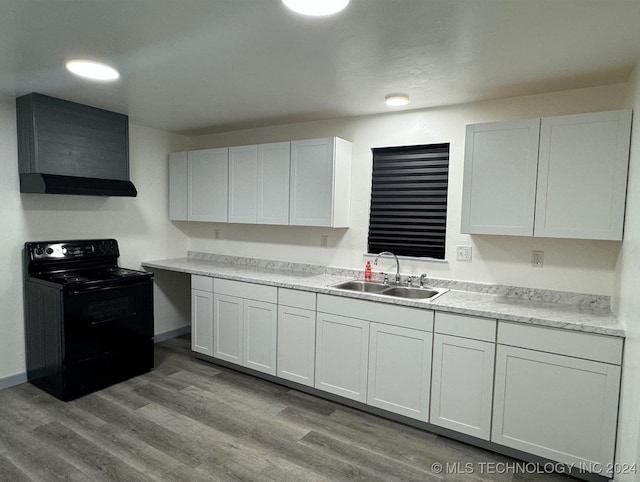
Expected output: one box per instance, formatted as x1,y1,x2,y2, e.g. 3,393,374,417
19,173,137,197
16,93,137,197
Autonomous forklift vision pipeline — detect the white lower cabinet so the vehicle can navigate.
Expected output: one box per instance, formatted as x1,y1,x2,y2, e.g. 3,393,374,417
492,322,622,475
244,299,278,374
315,294,434,407
191,275,214,356
213,293,243,364
277,289,317,387
191,278,625,479
430,313,496,440
213,280,277,375
315,312,369,402
367,323,432,421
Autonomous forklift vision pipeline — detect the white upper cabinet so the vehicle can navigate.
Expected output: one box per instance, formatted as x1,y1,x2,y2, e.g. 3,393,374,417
229,142,290,225
257,142,291,225
461,119,540,236
169,137,350,227
535,110,632,240
461,110,632,240
188,148,229,222
290,137,351,227
228,145,258,224
169,151,188,221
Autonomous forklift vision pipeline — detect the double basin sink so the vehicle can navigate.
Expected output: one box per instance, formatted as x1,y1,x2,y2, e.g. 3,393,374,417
331,280,447,301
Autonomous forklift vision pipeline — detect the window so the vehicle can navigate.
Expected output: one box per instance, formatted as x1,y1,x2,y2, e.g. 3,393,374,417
367,143,449,260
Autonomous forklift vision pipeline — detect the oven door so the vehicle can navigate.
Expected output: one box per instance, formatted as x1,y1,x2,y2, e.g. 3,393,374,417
63,280,154,364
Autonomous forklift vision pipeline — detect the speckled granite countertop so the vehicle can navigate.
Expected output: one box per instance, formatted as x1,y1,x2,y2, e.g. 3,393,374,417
142,254,624,337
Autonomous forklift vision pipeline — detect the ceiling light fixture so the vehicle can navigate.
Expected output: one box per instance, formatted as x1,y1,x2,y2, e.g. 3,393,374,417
385,94,410,107
282,0,350,17
65,60,120,82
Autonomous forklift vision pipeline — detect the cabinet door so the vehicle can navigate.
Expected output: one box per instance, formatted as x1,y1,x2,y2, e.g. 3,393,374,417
244,300,277,375
492,345,620,474
257,142,290,225
367,323,432,421
535,110,631,240
188,148,228,222
461,119,540,235
191,289,213,356
213,294,242,364
277,305,315,387
169,151,188,221
315,312,369,402
430,334,495,439
228,145,258,224
290,138,334,227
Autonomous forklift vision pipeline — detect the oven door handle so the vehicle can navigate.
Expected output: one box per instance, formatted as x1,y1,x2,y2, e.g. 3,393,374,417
87,316,118,326
67,281,150,296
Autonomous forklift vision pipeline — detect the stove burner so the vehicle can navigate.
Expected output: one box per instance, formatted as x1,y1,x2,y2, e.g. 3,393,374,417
64,276,90,283
51,273,82,280
37,267,151,286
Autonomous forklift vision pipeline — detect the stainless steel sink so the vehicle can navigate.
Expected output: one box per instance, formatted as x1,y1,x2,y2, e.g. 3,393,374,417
379,286,441,299
331,280,447,301
331,280,389,293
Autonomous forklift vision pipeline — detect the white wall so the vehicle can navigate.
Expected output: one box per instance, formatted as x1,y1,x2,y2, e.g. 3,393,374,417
613,58,640,481
0,93,190,384
188,83,628,296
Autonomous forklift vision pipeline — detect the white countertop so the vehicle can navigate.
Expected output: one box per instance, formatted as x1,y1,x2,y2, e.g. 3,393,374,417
142,256,624,338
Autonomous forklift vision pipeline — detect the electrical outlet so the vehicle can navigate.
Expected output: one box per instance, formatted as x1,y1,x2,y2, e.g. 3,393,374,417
532,250,544,268
320,235,328,248
456,245,472,261
214,229,220,240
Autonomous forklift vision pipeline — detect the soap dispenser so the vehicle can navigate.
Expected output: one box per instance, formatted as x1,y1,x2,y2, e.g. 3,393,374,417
364,261,372,281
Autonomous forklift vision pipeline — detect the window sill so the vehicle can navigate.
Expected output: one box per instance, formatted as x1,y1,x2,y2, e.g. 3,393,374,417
364,253,449,264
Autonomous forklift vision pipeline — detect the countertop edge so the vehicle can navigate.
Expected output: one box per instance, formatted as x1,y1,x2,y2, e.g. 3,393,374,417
142,259,625,338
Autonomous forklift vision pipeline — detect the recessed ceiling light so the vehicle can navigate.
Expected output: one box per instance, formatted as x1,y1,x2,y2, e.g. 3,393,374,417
385,94,410,107
282,0,350,16
65,60,120,82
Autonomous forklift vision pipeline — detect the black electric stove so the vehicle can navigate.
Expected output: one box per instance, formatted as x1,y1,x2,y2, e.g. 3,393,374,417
23,239,154,401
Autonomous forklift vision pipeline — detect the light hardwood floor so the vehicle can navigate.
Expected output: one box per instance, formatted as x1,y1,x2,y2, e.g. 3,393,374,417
0,336,574,481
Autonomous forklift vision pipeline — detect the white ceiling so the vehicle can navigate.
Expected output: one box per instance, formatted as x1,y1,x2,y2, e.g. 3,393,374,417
2,0,640,135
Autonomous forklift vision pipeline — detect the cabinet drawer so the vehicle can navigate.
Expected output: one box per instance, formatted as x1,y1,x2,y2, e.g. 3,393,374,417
498,321,623,365
317,294,433,332
435,312,496,342
191,274,213,292
215,279,277,303
279,288,316,310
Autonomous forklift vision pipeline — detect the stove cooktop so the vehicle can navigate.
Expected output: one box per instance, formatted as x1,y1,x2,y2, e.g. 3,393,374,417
32,267,152,287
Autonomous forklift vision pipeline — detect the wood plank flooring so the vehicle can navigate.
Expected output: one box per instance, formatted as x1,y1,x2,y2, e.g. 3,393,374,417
0,336,574,481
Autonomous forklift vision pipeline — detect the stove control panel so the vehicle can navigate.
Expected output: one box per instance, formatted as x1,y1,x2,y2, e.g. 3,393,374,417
28,239,120,260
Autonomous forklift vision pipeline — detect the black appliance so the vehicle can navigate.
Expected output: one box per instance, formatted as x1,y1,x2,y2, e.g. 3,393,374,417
16,93,137,197
23,239,154,401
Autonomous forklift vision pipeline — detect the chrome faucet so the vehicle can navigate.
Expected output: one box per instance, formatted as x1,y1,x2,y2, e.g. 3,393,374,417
374,251,400,284
419,273,428,288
